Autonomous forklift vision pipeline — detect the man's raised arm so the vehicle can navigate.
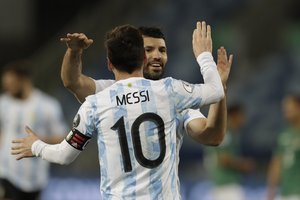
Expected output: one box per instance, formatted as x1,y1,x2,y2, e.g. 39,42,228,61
192,21,224,105
187,47,233,146
60,33,95,103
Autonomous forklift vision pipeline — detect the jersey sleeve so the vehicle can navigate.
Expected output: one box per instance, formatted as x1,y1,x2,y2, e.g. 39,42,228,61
166,52,224,112
94,79,115,93
31,139,81,165
64,96,97,151
181,109,206,131
196,52,224,106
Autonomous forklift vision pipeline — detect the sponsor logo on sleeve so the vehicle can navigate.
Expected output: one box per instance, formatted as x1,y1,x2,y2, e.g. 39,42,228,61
182,81,194,93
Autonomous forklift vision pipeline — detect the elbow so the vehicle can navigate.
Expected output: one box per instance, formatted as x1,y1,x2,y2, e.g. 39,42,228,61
215,86,225,102
57,154,76,165
204,137,223,146
62,79,76,91
198,128,225,146
57,160,72,165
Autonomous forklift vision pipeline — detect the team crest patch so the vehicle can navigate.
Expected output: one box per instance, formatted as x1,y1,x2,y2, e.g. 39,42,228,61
182,81,194,93
72,114,80,128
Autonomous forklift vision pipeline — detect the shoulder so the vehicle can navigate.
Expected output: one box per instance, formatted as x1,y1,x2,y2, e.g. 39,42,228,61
94,79,115,86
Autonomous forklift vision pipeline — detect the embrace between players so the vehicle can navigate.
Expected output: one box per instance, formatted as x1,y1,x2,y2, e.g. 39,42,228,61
11,21,233,199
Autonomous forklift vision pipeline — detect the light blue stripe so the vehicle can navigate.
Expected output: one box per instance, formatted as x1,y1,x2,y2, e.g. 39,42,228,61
163,78,181,198
140,79,163,199
91,94,111,197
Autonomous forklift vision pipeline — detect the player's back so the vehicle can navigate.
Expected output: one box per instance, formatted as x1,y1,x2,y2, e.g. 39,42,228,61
81,77,203,199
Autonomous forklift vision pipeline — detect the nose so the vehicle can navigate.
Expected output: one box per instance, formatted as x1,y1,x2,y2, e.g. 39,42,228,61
152,49,162,60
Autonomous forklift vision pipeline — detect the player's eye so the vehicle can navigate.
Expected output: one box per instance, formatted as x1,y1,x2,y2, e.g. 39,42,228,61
159,47,167,53
144,47,153,52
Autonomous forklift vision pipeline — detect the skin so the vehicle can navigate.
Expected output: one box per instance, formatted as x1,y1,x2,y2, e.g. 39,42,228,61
142,36,167,80
11,21,231,159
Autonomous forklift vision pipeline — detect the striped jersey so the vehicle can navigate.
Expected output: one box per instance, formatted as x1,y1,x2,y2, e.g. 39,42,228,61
94,79,205,191
75,77,213,199
0,89,67,192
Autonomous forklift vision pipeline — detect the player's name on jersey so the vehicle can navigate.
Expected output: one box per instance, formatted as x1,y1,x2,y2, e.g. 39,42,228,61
116,90,150,106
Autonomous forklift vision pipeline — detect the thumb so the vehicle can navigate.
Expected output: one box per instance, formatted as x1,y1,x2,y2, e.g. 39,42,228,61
25,126,35,136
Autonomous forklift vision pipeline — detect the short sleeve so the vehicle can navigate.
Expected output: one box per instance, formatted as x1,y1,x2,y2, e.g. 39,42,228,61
181,109,206,131
94,79,115,93
165,78,203,112
72,96,97,138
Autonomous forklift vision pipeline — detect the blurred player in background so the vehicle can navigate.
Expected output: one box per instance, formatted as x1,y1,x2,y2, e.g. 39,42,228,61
267,93,300,200
205,103,256,200
0,61,67,200
11,22,224,199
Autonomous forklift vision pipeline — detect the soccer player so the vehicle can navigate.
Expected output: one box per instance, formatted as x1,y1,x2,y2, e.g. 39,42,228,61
11,22,224,199
60,27,232,147
267,93,300,200
205,104,256,200
0,61,67,200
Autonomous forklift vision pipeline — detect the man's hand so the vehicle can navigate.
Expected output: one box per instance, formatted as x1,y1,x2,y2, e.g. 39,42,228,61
192,21,212,57
217,46,233,88
11,126,39,160
60,33,93,52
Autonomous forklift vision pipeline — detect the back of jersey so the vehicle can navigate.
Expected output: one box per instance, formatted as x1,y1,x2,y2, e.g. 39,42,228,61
77,77,203,199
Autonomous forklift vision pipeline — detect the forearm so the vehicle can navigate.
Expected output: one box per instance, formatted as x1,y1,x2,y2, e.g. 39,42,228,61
61,48,96,103
194,97,226,146
203,90,227,145
197,52,224,105
32,139,80,165
61,48,83,89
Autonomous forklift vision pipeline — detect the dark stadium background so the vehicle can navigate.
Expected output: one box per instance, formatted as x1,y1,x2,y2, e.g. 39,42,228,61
1,0,300,199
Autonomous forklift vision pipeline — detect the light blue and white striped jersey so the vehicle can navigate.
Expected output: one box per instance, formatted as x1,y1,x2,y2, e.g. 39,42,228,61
94,79,205,199
75,77,214,199
0,89,67,192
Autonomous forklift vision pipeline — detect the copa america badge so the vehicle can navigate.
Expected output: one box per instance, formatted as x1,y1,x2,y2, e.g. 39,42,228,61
73,114,81,128
182,81,194,93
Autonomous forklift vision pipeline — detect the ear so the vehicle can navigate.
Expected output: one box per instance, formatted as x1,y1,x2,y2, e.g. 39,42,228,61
107,57,113,72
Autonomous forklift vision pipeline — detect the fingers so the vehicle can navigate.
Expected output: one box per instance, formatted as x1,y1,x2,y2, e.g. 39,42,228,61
11,148,24,155
228,54,233,67
201,21,206,38
25,126,35,136
196,21,210,38
206,25,211,39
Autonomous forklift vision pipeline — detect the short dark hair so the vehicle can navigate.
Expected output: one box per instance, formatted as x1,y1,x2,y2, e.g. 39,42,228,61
2,60,32,78
105,24,144,74
138,26,165,40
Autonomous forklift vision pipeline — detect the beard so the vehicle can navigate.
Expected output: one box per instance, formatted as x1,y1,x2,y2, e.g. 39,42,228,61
9,89,24,99
143,64,165,80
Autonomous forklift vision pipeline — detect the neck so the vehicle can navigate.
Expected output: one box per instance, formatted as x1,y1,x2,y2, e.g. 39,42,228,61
114,69,143,81
15,82,33,100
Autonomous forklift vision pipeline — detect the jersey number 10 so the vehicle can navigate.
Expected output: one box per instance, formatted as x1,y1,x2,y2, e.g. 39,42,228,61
111,112,166,172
